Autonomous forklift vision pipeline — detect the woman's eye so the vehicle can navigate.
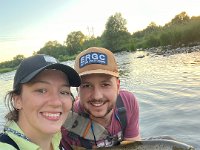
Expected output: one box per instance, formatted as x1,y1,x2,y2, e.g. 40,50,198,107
36,89,47,93
60,91,71,95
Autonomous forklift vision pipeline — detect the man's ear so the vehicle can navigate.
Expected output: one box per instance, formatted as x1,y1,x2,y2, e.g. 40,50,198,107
117,78,120,91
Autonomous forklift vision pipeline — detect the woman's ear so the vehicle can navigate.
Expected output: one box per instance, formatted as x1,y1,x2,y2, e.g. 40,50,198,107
13,95,22,110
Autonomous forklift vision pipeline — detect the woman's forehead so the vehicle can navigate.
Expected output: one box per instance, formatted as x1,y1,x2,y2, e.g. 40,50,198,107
26,69,69,86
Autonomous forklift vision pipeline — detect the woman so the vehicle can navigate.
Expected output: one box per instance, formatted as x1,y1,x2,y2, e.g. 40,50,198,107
0,54,81,150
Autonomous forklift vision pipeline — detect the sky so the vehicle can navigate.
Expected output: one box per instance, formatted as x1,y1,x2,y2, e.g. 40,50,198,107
0,0,199,62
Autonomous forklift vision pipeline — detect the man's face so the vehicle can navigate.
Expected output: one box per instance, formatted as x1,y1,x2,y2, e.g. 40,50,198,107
79,74,120,118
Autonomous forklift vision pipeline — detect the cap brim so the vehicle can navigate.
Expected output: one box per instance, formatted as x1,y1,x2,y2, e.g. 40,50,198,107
79,69,119,77
21,63,81,87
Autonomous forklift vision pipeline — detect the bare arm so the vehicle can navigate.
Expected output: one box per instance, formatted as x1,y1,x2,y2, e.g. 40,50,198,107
121,134,141,145
124,134,141,141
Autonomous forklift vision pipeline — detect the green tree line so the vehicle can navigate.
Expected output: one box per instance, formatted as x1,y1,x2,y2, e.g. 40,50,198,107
1,11,200,73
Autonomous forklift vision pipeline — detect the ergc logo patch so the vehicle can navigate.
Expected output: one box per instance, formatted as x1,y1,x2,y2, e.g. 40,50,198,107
79,52,107,68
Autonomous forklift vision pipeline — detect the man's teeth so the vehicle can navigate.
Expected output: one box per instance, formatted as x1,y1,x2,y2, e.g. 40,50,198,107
90,101,104,107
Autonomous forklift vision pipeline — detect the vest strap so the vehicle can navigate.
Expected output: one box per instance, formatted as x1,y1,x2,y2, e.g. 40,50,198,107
116,94,127,134
0,133,20,150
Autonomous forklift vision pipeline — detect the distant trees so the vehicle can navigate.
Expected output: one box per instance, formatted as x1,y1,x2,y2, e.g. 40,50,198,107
65,31,86,55
37,41,67,59
82,36,102,50
1,11,200,72
0,54,25,73
132,11,200,48
15,11,200,65
167,11,190,26
12,55,25,67
102,12,131,52
132,22,161,48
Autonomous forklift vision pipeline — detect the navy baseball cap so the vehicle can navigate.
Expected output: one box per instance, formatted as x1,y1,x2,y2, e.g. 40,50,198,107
13,54,81,90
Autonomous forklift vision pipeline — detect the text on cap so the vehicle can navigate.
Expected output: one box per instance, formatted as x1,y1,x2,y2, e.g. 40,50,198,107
79,52,107,68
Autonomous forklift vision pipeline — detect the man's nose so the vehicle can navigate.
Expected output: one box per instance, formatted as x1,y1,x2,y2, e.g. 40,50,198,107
91,86,103,100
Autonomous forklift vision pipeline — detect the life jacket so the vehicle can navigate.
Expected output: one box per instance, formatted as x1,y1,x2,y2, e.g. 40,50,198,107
0,132,65,150
62,94,127,149
0,133,20,150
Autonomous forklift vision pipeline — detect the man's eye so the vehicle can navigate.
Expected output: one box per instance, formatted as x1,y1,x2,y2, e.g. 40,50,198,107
81,84,92,88
102,83,110,87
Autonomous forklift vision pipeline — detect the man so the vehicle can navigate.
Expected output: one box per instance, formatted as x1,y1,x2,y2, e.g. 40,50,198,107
61,47,140,149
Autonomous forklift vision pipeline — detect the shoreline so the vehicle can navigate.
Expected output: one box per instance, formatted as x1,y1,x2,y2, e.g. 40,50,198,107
1,45,200,74
145,45,200,56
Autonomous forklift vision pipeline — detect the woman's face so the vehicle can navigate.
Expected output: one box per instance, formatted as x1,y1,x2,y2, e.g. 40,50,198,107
14,69,72,138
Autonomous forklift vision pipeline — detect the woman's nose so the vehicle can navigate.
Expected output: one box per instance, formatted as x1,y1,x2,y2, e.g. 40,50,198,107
49,92,62,106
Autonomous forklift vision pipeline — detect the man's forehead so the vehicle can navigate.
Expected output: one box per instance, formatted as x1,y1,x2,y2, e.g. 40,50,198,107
81,74,116,82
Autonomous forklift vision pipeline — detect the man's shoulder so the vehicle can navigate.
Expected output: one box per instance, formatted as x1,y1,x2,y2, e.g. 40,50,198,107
119,90,136,100
118,90,138,110
119,89,132,95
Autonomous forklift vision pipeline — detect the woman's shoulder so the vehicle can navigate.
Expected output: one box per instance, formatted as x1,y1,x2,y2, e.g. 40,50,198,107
0,142,17,150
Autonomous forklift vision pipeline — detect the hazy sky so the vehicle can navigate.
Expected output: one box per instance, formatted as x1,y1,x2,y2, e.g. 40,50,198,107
0,0,199,62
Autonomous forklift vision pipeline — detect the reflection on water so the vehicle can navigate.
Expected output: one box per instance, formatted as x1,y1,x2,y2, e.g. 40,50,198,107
117,51,200,149
0,51,200,149
0,71,15,128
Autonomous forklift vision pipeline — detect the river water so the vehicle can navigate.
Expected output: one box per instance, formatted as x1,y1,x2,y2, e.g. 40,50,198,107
0,51,200,149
